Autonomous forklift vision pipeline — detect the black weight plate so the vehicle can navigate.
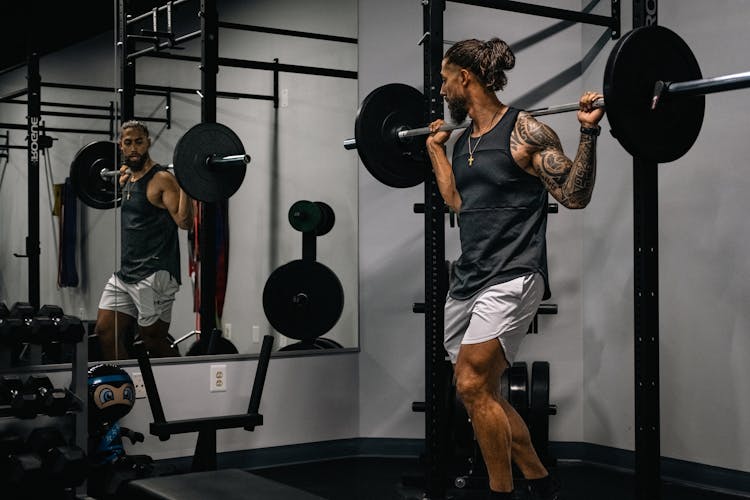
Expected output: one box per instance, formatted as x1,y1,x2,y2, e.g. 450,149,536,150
354,83,427,188
604,26,704,163
529,361,552,465
278,340,321,351
288,200,322,233
173,122,247,202
508,362,529,423
314,337,343,349
314,201,335,236
70,141,121,209
263,260,344,340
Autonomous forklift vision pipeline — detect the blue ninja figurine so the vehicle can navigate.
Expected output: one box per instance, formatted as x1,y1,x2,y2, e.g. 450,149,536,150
87,363,143,465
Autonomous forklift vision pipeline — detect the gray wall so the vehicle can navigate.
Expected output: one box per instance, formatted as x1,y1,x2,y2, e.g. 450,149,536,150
581,0,750,471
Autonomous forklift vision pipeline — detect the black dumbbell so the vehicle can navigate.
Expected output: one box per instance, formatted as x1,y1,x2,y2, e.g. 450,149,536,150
56,315,85,343
0,302,9,319
29,306,85,345
30,305,65,343
23,375,77,417
26,426,89,489
0,375,38,419
0,302,36,345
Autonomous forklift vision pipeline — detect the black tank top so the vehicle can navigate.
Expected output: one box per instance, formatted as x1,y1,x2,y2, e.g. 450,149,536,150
116,165,181,284
450,107,550,300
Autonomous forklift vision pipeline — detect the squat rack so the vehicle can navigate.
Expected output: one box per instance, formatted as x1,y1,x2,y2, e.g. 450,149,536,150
417,1,620,498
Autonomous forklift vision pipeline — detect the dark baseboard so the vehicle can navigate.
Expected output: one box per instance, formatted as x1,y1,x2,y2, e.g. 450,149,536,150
156,438,750,496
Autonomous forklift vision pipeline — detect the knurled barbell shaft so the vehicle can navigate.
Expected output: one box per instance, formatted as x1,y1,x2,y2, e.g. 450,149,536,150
343,98,605,150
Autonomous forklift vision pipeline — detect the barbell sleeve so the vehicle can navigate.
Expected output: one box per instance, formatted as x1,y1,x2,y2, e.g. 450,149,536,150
665,70,750,98
343,97,605,150
206,153,251,168
652,70,750,109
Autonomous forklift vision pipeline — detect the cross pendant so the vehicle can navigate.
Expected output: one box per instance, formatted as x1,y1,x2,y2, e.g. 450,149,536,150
468,155,474,166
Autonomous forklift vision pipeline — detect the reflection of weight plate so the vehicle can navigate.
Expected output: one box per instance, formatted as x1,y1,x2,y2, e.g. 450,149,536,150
288,200,336,235
186,336,238,355
263,260,344,341
278,340,320,352
313,337,343,349
69,141,121,209
173,122,247,202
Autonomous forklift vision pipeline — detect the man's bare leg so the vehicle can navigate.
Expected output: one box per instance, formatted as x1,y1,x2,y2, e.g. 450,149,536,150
95,309,134,360
497,397,548,480
138,319,179,357
455,339,514,492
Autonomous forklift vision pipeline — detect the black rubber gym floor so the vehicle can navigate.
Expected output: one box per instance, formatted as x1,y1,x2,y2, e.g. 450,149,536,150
250,456,748,500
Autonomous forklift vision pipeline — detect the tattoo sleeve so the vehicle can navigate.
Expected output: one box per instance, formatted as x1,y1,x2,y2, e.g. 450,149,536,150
512,113,597,209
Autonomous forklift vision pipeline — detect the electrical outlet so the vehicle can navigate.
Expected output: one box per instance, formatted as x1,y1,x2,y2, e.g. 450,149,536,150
281,88,289,107
252,325,260,343
132,372,146,399
225,323,232,340
210,364,227,392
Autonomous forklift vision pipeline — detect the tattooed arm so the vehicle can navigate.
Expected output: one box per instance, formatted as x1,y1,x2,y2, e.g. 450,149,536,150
511,91,604,209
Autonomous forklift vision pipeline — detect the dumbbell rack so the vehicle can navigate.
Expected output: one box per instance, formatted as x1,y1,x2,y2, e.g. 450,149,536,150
0,302,89,498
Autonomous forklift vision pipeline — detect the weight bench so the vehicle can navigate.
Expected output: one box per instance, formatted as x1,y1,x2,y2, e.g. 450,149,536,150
126,336,323,499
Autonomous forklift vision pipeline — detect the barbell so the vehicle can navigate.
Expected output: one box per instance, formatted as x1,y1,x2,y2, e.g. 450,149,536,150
70,122,250,209
345,25,750,188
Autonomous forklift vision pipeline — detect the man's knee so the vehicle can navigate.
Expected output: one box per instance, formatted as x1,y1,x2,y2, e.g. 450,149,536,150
137,321,169,341
455,370,488,409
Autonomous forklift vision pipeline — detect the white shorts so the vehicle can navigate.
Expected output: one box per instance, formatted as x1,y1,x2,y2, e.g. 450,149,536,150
98,270,179,327
444,273,544,365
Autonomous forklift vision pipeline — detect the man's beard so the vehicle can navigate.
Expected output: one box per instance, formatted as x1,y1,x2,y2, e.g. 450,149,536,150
124,152,149,172
447,95,469,124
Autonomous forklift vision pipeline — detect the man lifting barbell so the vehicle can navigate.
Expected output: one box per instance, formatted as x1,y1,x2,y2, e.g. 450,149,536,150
425,38,604,500
94,120,193,361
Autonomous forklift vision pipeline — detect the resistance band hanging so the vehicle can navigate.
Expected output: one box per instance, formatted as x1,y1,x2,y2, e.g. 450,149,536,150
58,177,79,287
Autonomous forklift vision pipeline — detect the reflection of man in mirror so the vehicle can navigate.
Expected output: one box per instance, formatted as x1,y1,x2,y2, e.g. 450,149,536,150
94,120,193,360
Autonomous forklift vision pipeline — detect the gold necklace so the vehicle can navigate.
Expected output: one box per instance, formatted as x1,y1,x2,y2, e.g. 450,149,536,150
467,107,502,166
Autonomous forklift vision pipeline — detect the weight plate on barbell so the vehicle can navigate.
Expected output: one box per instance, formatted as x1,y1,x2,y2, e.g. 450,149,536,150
263,259,344,341
604,25,705,163
354,83,428,188
173,122,247,203
69,141,121,209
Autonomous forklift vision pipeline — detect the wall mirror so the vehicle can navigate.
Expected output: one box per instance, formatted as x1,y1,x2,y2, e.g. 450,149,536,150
0,0,359,369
